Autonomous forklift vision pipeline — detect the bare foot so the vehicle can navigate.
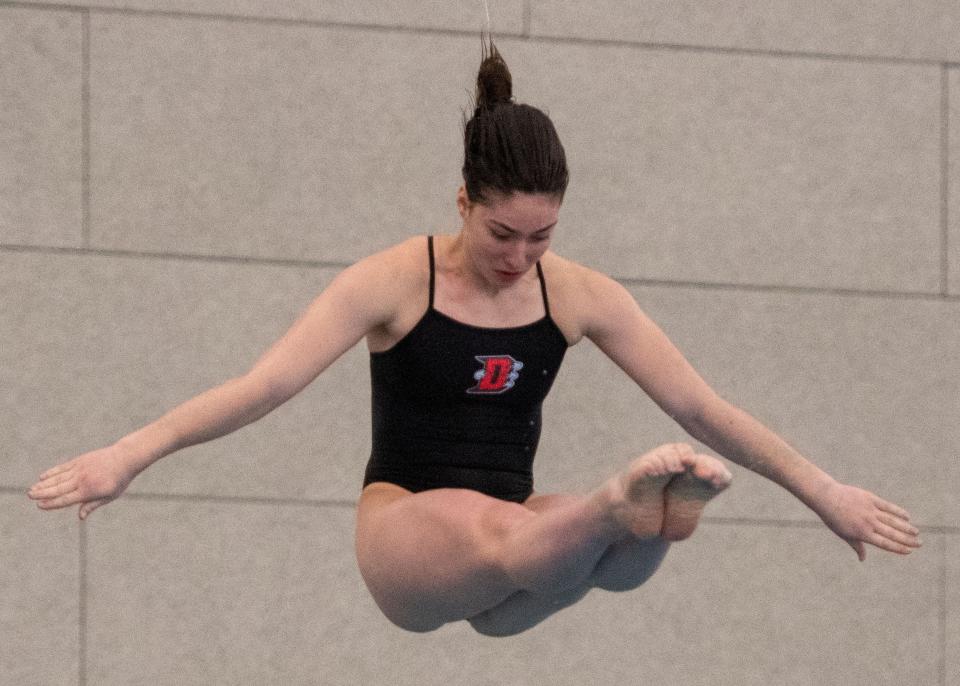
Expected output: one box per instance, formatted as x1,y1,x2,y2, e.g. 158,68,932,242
598,444,699,539
660,454,732,541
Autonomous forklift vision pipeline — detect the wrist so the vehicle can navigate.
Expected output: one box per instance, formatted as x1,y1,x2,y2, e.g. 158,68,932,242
114,422,175,472
797,470,841,513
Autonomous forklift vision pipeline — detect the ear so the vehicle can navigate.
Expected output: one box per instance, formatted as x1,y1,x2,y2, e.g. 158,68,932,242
456,185,471,220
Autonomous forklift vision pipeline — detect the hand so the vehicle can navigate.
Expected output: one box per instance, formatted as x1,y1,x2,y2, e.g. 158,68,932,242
814,482,922,561
27,443,146,520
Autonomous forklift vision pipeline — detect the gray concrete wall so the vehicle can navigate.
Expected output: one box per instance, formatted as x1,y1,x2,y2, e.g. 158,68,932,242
2,2,956,684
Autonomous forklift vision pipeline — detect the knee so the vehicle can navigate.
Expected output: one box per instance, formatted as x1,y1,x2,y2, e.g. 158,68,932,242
388,614,445,634
468,612,538,638
592,571,657,593
590,537,671,593
467,598,544,638
467,585,592,637
468,612,523,638
374,598,446,634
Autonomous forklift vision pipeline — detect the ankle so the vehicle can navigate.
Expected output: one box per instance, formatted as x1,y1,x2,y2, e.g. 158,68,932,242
589,478,635,538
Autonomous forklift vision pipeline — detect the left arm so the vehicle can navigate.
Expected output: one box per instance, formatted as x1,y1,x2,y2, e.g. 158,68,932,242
580,270,920,560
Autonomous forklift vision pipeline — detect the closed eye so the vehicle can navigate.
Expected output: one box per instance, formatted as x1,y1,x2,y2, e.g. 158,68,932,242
488,227,551,243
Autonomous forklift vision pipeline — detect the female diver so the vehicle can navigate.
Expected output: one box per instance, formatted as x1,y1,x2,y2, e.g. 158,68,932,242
28,34,921,636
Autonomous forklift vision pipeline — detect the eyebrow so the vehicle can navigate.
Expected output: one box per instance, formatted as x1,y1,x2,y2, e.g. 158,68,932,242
488,219,557,234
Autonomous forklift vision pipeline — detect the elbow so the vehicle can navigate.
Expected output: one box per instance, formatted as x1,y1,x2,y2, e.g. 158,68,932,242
672,391,724,441
238,371,288,413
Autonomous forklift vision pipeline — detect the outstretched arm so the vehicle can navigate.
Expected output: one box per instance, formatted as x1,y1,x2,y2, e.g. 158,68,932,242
580,270,921,560
683,399,920,560
28,247,403,519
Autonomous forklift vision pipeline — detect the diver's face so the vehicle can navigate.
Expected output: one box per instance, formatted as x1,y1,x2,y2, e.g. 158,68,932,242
458,187,560,286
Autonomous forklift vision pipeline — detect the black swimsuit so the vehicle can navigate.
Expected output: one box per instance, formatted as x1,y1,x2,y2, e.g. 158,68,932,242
363,236,569,503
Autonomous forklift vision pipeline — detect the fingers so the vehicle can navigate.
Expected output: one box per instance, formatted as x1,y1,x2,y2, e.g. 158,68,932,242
38,461,76,481
871,501,922,554
879,526,923,549
28,472,76,499
859,519,922,556
29,463,82,511
847,539,866,562
838,502,922,560
31,465,75,490
878,512,921,538
866,530,919,556
30,449,128,519
33,487,82,511
874,498,911,521
29,470,83,509
79,498,111,520
871,520,922,552
867,497,921,555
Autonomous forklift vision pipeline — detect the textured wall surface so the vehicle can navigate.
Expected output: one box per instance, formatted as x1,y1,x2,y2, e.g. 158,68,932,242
2,2,955,684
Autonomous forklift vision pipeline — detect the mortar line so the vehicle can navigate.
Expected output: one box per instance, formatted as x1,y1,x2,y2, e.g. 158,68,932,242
0,486,30,495
0,0,954,69
78,520,87,686
5,485,960,535
940,535,947,686
81,9,90,250
943,65,951,297
123,491,358,508
705,517,959,534
10,487,955,534
0,243,348,270
3,242,960,303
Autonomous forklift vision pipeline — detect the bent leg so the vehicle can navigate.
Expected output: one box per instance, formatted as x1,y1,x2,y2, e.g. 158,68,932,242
355,444,731,635
522,492,672,591
467,585,592,637
467,495,672,636
468,447,730,636
355,483,624,633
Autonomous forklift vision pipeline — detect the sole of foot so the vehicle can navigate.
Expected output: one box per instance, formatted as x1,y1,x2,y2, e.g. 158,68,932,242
660,454,732,541
603,443,700,539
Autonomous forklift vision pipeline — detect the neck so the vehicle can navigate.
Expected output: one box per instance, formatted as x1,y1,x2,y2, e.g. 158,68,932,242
445,232,523,299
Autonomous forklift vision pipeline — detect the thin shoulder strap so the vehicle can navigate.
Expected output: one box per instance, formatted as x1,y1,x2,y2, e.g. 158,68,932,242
535,261,551,318
427,235,436,309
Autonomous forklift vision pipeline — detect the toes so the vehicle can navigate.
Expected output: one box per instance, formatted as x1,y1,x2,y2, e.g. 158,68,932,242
668,443,696,470
648,443,696,474
688,455,732,490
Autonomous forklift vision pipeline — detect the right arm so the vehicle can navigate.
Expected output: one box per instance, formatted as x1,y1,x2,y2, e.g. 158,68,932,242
28,245,406,519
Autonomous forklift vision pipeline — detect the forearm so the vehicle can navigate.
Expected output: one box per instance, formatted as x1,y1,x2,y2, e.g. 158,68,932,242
114,375,279,468
682,396,836,511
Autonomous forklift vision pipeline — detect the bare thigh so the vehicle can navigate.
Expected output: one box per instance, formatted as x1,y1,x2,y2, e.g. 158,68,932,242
524,491,670,592
355,484,669,635
462,491,670,637
355,482,536,633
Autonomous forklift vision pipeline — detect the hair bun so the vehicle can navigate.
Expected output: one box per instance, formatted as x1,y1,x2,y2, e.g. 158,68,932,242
475,33,512,111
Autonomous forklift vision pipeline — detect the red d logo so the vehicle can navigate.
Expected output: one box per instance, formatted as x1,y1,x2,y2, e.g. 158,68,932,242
467,355,524,395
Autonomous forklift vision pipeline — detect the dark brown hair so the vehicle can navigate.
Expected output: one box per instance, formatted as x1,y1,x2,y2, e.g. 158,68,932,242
461,32,569,205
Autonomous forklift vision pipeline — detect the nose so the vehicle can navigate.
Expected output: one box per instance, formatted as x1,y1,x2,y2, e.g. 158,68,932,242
510,237,537,263
504,242,527,270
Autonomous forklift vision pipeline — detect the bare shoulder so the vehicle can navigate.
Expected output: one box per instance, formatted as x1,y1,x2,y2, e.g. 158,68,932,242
241,236,431,401
539,251,629,345
346,235,427,281
341,236,432,350
333,236,429,310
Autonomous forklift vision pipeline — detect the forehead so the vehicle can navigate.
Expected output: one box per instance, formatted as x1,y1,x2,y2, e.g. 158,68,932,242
483,192,561,228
